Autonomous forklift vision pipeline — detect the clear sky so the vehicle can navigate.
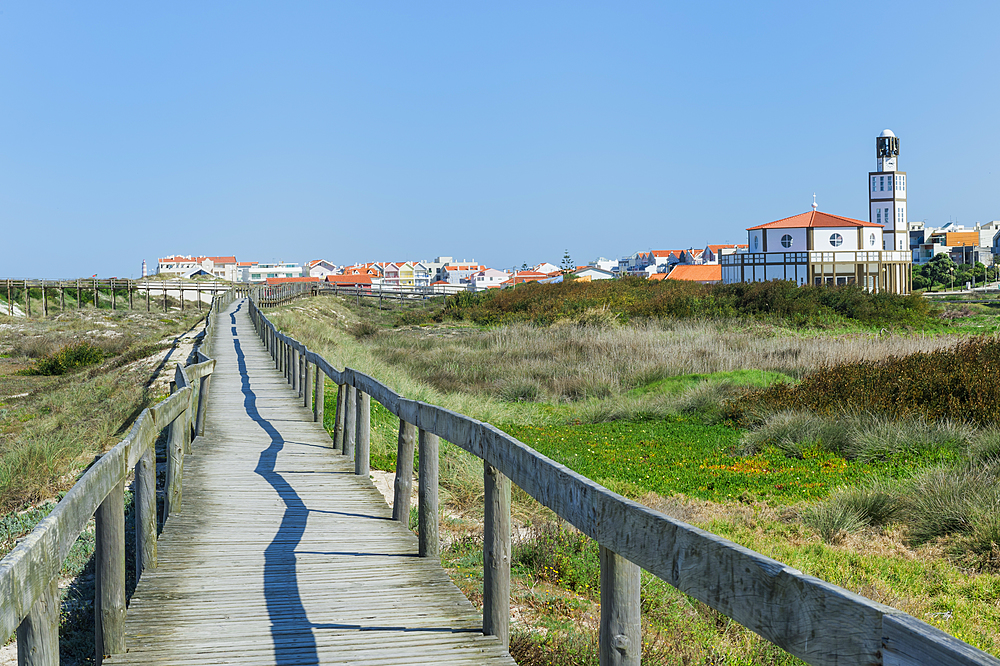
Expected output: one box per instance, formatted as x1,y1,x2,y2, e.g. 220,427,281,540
2,2,998,278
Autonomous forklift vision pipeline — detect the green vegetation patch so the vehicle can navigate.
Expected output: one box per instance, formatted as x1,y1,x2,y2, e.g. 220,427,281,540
501,417,905,503
444,278,936,328
630,369,796,397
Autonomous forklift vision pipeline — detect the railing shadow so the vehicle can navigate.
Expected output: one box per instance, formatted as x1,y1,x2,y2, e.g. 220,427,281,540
231,302,318,665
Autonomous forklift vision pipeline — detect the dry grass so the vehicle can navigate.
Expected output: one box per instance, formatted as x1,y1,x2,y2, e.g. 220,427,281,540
367,319,959,402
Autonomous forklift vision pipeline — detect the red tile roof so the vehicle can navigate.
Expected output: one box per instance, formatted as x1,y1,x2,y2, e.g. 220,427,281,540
326,275,373,285
747,211,882,231
666,265,722,282
706,244,748,252
651,250,683,259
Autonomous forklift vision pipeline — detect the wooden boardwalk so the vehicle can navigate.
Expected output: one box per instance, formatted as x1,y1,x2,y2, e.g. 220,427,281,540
107,300,515,665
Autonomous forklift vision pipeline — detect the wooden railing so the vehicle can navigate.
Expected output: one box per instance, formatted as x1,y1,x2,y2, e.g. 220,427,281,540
1,278,243,317
248,294,1000,666
0,289,235,666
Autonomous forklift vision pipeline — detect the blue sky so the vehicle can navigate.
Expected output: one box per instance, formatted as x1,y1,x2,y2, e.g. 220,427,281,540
1,2,998,278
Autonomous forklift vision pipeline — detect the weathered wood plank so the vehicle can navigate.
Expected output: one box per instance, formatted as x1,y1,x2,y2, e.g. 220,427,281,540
599,545,640,666
418,429,439,559
95,479,126,663
392,421,416,523
15,578,58,666
483,461,510,648
356,390,370,477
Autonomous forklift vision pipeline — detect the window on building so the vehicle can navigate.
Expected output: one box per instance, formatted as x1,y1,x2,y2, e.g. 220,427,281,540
872,177,877,192
885,208,890,225
880,176,884,191
830,233,843,247
870,233,876,246
902,175,905,191
877,209,882,224
753,235,758,250
781,234,792,248
899,238,904,250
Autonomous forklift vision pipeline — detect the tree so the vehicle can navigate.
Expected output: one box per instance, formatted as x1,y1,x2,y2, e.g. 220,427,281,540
560,249,574,272
925,253,957,288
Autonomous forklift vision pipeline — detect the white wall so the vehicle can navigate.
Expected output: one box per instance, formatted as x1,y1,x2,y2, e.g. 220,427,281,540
814,227,861,251
764,228,807,252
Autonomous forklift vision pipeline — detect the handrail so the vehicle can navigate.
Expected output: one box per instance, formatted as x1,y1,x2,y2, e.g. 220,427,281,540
0,289,234,665
247,294,1000,666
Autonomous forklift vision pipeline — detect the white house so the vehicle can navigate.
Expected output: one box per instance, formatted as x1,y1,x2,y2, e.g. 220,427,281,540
468,268,509,291
241,262,305,283
574,266,615,280
157,255,239,281
306,260,337,279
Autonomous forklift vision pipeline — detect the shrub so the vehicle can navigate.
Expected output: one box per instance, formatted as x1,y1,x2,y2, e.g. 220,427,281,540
826,478,903,527
28,342,106,376
803,502,865,544
735,337,1000,426
900,466,991,544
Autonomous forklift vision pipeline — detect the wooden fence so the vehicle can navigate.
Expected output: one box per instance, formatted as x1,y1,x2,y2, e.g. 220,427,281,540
1,278,239,317
0,289,235,665
249,287,999,666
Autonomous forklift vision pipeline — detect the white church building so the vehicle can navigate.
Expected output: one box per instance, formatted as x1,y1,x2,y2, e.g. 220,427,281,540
721,130,912,294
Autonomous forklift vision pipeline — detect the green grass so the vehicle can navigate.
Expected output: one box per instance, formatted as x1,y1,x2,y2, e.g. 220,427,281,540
499,417,940,504
628,369,796,397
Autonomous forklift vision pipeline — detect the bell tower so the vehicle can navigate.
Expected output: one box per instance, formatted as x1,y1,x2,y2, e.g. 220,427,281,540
869,129,907,252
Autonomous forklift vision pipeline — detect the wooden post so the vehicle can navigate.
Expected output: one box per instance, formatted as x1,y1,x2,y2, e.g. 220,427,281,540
355,390,370,477
179,287,183,311
26,283,31,317
95,280,100,310
95,479,126,663
418,429,439,558
333,385,345,450
77,280,82,309
162,285,166,312
484,461,511,647
599,546,641,666
60,285,65,311
303,360,312,409
164,411,185,519
42,284,47,317
344,385,357,460
128,282,133,310
392,421,416,523
195,375,212,436
146,284,150,312
16,577,59,666
111,280,116,311
313,369,324,423
135,448,157,579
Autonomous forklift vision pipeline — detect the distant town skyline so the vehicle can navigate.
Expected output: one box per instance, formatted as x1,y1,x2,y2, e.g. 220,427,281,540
1,2,998,278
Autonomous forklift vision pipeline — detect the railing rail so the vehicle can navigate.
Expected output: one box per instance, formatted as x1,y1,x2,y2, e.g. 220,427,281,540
0,289,235,665
248,294,1000,666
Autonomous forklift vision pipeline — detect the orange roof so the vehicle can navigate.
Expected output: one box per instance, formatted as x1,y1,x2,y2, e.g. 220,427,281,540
651,250,683,259
430,280,450,285
237,262,255,267
266,277,319,284
326,275,373,285
707,244,748,252
158,255,236,264
666,265,722,282
747,210,882,231
648,273,668,281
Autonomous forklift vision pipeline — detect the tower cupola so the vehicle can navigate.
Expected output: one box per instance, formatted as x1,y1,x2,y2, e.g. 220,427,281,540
876,129,899,172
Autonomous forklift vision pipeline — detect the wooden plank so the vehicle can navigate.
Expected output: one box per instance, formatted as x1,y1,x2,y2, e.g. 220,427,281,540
356,390,370,477
882,614,1000,666
134,448,157,579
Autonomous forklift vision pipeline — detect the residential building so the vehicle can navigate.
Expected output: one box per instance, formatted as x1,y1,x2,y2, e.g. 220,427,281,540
243,262,305,283
443,264,485,285
702,244,748,264
157,255,239,281
573,266,615,281
591,257,620,273
469,268,510,290
870,129,907,252
306,260,338,279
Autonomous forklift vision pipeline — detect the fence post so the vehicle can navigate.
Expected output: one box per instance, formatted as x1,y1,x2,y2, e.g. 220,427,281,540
344,385,357,460
95,479,126,664
196,374,211,436
392,421,416,523
298,353,305,398
333,385,345,450
164,409,185,519
16,577,59,666
355,390,370,477
135,447,157,579
314,368,324,423
418,429,439,558
599,546,641,666
303,360,312,409
483,461,511,648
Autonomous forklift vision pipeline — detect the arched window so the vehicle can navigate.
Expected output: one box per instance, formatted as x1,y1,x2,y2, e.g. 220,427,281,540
753,235,759,250
781,234,793,248
830,233,843,247
870,233,876,246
